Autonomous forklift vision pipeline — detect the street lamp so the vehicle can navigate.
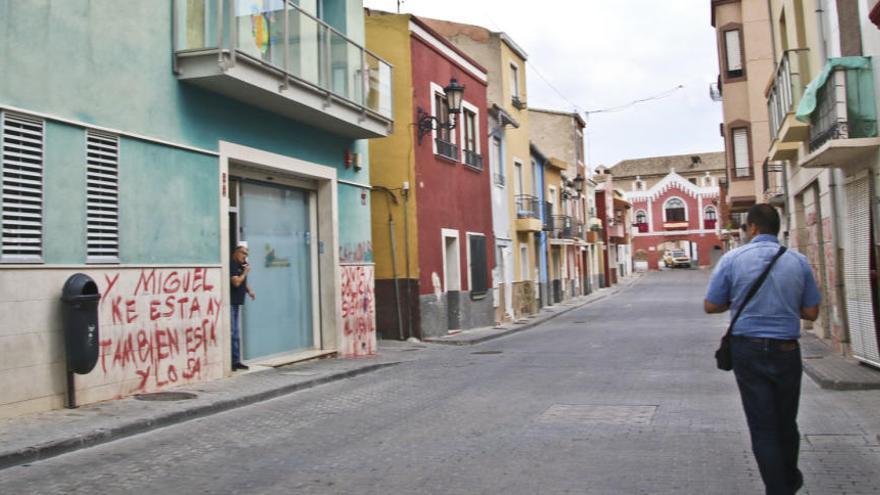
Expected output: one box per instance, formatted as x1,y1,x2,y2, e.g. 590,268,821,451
417,78,466,144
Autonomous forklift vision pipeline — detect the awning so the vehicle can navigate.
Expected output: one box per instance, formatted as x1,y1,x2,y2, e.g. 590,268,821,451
795,56,872,123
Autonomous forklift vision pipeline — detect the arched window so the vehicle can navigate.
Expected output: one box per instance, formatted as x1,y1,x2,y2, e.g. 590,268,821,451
664,197,686,222
705,206,717,220
635,209,648,233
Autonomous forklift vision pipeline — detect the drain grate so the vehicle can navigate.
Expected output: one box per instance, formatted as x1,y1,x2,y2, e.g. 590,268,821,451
134,392,197,401
538,404,658,425
471,350,503,355
573,321,586,324
805,434,872,446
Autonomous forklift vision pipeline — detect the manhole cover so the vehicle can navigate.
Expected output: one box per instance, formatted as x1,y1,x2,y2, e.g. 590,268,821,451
538,404,658,425
471,350,503,355
134,392,197,401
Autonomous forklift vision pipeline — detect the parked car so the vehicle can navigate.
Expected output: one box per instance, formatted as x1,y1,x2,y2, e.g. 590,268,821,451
663,250,691,268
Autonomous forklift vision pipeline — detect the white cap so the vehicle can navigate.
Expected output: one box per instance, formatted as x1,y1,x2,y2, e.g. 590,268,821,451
236,241,249,250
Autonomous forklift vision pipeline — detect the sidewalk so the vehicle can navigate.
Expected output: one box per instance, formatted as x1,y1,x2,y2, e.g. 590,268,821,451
0,274,639,471
424,274,643,345
801,332,880,391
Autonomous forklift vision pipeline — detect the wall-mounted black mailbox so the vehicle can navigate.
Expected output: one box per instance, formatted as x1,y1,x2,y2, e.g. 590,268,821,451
61,273,101,375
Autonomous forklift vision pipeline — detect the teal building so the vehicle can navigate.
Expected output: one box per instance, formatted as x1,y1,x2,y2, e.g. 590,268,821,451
0,0,391,416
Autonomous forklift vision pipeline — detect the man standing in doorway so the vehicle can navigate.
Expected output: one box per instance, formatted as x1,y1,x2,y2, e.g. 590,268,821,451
231,241,256,371
704,204,820,494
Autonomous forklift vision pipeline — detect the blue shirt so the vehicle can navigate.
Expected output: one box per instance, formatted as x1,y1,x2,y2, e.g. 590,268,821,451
705,234,821,339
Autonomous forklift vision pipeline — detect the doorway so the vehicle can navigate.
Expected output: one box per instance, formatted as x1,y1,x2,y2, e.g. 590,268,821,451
232,178,319,361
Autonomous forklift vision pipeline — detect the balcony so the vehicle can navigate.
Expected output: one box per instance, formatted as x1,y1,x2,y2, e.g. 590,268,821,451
663,221,688,231
542,202,553,231
551,215,573,239
463,149,483,170
172,0,393,139
493,173,506,187
435,137,459,161
515,194,542,232
608,222,625,239
636,223,649,233
800,58,880,170
767,49,810,145
703,219,717,230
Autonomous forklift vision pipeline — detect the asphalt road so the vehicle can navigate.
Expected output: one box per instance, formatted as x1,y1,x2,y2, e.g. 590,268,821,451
2,270,879,494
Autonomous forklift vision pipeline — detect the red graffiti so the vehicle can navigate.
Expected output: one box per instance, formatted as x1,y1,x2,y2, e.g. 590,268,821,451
340,265,376,358
98,268,222,393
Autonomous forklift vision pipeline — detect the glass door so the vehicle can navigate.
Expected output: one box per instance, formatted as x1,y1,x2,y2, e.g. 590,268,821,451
240,181,315,360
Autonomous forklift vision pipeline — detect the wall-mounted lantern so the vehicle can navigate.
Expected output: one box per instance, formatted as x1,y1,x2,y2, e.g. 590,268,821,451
417,78,466,144
573,175,585,193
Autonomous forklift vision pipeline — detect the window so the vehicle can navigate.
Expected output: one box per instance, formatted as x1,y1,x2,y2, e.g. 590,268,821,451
434,92,451,143
635,210,648,224
86,131,120,262
514,160,524,196
704,206,718,230
509,63,520,99
705,206,717,221
461,107,482,169
732,128,751,177
468,233,488,296
633,179,645,191
434,90,458,160
1,113,44,262
664,198,686,222
490,136,504,186
724,29,743,78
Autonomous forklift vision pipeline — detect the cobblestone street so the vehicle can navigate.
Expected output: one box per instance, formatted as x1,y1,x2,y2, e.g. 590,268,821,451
2,270,879,494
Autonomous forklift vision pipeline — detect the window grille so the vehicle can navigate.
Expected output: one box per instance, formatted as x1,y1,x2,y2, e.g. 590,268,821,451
86,130,120,261
1,113,44,261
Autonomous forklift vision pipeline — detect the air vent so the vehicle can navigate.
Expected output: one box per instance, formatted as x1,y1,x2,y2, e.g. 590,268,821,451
1,113,44,261
86,130,119,262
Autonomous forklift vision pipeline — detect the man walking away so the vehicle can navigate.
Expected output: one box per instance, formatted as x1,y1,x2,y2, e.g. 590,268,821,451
230,241,256,371
704,204,820,494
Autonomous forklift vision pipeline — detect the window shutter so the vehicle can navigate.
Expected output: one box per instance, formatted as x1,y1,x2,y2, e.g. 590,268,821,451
469,235,488,295
844,175,880,366
1,113,44,261
86,131,119,261
732,128,750,177
725,30,742,72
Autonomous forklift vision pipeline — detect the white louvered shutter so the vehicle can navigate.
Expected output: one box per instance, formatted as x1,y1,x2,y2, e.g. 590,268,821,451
733,128,750,177
1,113,44,261
844,175,879,366
86,131,119,261
725,30,742,72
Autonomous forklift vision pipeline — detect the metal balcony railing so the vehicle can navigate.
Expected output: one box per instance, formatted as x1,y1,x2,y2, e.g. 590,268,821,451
493,173,506,186
515,194,540,219
173,0,393,120
768,49,809,141
810,65,878,151
463,149,483,169
436,137,459,161
551,215,573,239
542,202,554,231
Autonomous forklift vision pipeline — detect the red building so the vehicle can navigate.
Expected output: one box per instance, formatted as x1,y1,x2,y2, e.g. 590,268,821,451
367,13,495,339
624,171,724,270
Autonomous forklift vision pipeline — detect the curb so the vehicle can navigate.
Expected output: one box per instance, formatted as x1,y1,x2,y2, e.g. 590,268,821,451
802,361,880,391
426,276,640,346
0,361,401,471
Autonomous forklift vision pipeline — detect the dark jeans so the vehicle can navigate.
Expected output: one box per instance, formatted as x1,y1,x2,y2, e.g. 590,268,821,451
231,304,242,365
732,337,803,495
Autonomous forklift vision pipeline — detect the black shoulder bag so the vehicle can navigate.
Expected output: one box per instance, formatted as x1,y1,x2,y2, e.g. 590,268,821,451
715,246,787,371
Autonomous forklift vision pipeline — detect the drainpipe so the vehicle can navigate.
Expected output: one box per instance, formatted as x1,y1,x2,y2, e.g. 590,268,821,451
373,186,403,341
402,183,413,340
816,0,828,64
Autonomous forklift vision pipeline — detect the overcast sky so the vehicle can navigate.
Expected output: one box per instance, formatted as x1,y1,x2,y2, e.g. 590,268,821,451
363,0,724,169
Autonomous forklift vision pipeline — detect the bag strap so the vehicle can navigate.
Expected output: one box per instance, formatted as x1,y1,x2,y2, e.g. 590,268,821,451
724,246,787,337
